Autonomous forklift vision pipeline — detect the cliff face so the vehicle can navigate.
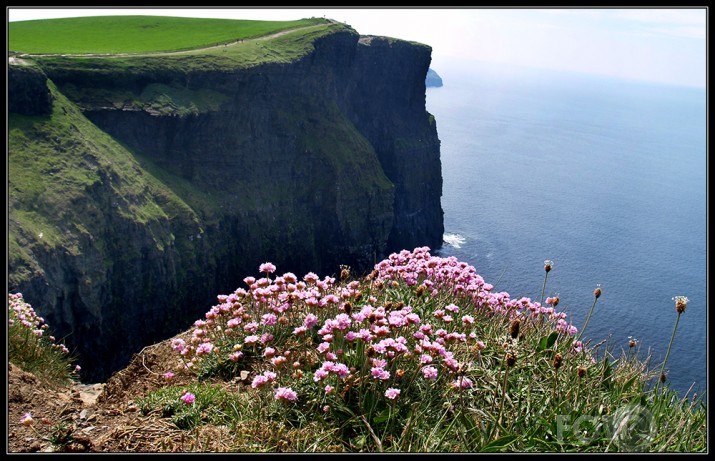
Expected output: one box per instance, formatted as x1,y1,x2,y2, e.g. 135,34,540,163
8,26,443,382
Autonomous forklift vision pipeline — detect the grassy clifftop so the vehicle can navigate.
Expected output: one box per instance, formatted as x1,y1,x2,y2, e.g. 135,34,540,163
10,16,349,75
9,16,328,54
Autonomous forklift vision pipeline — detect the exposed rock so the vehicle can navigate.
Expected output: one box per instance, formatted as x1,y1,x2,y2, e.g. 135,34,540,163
8,64,53,115
426,68,443,88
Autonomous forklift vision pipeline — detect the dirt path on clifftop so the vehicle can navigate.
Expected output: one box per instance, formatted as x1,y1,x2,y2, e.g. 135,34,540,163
14,24,327,59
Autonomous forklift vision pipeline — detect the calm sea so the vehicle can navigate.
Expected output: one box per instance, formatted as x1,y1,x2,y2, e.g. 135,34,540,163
426,60,707,400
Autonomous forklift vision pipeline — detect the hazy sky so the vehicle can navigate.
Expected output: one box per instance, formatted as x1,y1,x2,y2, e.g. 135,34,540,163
7,7,707,88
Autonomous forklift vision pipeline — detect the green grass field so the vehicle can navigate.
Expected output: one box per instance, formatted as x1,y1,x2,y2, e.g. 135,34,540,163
8,15,327,54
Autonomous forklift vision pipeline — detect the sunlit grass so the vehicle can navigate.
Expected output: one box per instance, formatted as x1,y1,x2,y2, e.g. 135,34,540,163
9,16,327,54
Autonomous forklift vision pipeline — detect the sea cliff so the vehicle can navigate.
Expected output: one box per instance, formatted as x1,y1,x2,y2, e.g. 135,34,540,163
8,22,443,381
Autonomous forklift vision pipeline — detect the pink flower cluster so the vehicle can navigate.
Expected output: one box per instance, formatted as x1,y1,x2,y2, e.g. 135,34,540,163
8,293,72,356
177,249,582,404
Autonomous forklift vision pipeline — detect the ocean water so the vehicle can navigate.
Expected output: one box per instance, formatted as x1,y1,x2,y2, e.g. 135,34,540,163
426,60,707,400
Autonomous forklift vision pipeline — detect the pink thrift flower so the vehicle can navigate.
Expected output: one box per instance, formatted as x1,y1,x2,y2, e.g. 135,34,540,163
263,347,276,358
332,363,350,379
385,387,401,400
74,365,81,372
244,322,259,333
163,372,174,381
251,375,268,389
445,303,460,313
313,368,329,382
422,366,439,380
260,262,277,274
371,367,390,380
293,325,307,335
274,387,298,401
304,314,319,328
20,412,34,426
261,313,278,326
325,385,334,394
181,392,196,404
244,335,259,345
452,377,474,389
196,342,214,356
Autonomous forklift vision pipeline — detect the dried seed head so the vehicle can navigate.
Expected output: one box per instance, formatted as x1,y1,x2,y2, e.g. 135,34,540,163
673,296,688,314
629,339,637,348
577,366,587,378
354,292,363,302
660,372,667,383
544,260,554,273
594,285,602,299
416,285,426,297
340,268,350,281
510,319,521,339
553,353,563,370
396,369,405,380
343,302,352,315
506,352,517,367
366,346,376,358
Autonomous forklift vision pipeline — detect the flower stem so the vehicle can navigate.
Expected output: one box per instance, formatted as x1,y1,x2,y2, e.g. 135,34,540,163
657,312,682,394
539,272,549,307
495,363,511,439
576,297,599,344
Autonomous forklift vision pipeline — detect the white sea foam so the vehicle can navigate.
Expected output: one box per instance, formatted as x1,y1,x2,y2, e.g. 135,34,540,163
443,233,466,249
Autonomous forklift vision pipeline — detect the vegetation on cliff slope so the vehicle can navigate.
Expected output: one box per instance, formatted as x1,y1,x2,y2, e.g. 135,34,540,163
8,80,200,289
8,293,78,387
143,248,705,452
9,248,706,452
